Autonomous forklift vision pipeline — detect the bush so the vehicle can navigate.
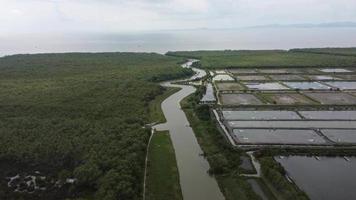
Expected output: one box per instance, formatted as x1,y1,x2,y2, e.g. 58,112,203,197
194,104,210,121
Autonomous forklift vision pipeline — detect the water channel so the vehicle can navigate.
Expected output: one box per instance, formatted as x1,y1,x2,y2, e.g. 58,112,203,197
154,61,224,200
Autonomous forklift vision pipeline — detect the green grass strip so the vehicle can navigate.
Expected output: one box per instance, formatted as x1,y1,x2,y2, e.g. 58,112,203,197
145,131,183,200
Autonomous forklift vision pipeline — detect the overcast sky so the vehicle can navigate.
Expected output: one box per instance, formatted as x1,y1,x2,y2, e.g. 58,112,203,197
2,0,356,35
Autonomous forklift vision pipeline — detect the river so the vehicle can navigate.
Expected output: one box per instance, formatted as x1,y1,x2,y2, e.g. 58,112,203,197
154,61,224,200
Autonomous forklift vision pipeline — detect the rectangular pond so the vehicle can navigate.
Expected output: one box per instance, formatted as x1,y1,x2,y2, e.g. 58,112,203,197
258,69,289,74
269,74,305,81
299,111,356,120
220,94,262,105
337,74,356,80
319,68,353,73
275,156,356,200
324,81,356,90
245,82,289,90
216,82,244,91
308,75,340,80
213,74,234,82
232,129,326,144
222,110,301,120
229,69,258,74
283,82,331,90
263,93,315,105
240,156,254,171
201,83,216,102
304,92,356,104
228,121,356,129
235,75,269,81
321,129,356,144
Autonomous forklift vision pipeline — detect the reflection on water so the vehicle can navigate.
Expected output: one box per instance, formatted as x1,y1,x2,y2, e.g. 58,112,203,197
1,27,356,56
283,82,331,90
228,120,356,129
222,110,301,120
276,156,356,200
232,129,326,144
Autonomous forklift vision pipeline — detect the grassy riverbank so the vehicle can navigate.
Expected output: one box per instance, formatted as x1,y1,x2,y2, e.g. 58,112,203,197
149,87,181,124
180,91,262,200
145,131,182,200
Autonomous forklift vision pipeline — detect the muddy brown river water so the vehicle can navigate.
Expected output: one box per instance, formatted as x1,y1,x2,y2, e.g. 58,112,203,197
154,61,224,200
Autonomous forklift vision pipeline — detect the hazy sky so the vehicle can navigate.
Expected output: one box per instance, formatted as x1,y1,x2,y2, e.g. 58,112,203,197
2,0,356,35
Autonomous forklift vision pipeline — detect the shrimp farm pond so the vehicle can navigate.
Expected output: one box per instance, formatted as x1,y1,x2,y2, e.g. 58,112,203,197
208,67,356,147
202,65,356,199
275,156,356,200
169,49,356,200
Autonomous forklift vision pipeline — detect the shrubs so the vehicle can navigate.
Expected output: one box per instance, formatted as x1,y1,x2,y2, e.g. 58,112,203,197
194,104,210,121
208,154,229,175
260,157,309,200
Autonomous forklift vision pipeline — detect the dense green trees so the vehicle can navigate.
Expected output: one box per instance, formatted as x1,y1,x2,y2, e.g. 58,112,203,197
291,48,356,56
167,48,356,68
0,53,191,199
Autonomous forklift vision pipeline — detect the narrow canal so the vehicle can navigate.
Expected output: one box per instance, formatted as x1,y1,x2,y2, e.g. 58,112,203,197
154,61,224,200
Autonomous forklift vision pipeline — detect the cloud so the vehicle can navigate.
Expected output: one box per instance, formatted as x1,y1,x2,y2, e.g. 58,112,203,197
1,0,356,35
10,9,23,15
169,0,209,13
